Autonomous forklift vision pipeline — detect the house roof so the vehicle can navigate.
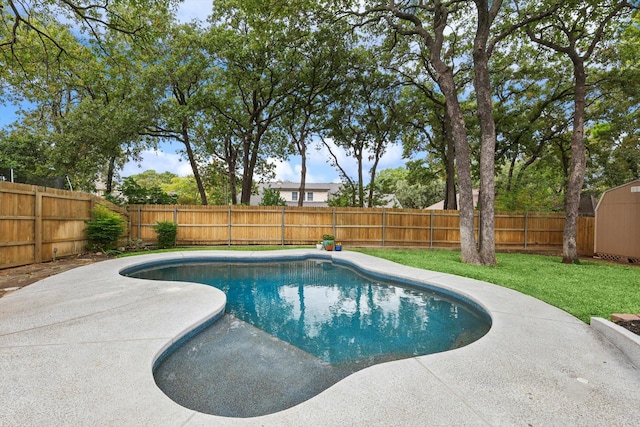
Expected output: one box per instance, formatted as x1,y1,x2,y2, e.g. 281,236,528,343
250,182,401,208
250,182,343,206
257,182,343,192
425,189,480,210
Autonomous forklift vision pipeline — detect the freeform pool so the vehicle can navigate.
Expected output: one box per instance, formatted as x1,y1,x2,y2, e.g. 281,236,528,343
124,256,491,417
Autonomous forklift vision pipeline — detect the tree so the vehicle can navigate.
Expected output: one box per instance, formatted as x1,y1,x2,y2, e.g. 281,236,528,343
585,10,640,193
352,0,561,264
260,188,286,206
1,3,169,192
322,48,402,207
376,166,446,209
201,0,306,204
0,0,177,54
395,84,458,209
117,176,178,205
141,23,211,205
354,1,490,264
281,16,350,206
520,0,637,263
394,180,445,209
0,126,52,183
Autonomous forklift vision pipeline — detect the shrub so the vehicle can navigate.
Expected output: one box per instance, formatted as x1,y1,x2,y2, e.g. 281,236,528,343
153,221,178,249
260,188,286,206
85,205,126,252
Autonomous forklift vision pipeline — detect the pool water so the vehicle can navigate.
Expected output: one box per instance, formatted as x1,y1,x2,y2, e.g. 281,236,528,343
127,258,491,416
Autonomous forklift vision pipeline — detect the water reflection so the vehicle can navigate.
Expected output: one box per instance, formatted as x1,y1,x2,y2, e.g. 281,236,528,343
133,259,489,367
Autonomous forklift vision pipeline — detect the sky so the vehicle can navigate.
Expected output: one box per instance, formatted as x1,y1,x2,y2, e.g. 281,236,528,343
1,0,409,185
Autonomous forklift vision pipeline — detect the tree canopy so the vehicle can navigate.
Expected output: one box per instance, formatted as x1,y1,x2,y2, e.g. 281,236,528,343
1,0,638,264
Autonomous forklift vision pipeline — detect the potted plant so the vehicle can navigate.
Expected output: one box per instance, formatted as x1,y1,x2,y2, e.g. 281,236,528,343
316,241,323,250
322,234,335,251
335,242,342,251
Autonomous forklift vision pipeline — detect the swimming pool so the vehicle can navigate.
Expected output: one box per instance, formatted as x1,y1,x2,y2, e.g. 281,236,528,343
123,255,491,417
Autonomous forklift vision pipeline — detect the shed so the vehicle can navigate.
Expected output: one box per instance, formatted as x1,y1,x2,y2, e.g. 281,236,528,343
594,179,640,262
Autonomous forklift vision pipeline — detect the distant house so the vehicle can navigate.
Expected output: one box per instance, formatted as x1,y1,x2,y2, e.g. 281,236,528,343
425,189,480,210
251,181,401,208
251,182,343,207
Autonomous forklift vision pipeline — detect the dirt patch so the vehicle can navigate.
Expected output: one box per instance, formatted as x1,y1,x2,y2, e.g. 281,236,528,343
0,254,113,297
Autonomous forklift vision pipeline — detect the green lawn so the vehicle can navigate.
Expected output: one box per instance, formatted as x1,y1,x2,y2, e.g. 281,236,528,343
355,248,640,323
120,246,639,324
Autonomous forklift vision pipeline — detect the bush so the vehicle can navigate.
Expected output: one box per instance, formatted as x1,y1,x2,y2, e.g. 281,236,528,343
260,188,286,206
153,221,178,249
85,205,126,252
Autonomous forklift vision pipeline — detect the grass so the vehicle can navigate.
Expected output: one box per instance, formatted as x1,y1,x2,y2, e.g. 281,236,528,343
118,245,639,324
355,248,640,323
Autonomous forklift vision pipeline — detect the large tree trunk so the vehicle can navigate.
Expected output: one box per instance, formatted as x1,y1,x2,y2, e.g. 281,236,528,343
562,60,587,264
240,137,253,205
443,106,457,210
472,2,497,265
436,69,481,265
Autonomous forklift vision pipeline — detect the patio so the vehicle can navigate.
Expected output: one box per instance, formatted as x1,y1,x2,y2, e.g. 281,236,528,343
1,250,639,425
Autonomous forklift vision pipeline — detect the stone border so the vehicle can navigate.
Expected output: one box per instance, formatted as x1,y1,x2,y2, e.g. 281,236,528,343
591,317,640,370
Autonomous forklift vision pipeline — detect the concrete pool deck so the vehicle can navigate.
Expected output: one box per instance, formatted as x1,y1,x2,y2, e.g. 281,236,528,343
1,250,639,426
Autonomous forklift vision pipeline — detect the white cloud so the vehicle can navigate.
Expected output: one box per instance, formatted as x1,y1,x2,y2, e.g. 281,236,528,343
378,143,404,169
269,158,298,182
121,150,193,177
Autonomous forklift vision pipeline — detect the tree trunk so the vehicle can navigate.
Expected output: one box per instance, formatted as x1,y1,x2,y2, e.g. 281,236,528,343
181,117,208,205
443,107,457,210
562,59,587,264
436,68,481,264
472,5,497,265
222,136,238,205
228,171,238,205
240,137,253,205
105,156,116,194
298,141,307,207
356,146,365,207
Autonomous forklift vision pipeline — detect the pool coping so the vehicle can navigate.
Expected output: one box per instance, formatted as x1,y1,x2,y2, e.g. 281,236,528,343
1,249,639,426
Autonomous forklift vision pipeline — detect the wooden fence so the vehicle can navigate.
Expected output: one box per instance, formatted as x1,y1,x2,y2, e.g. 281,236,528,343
0,180,594,270
128,204,595,256
0,181,127,269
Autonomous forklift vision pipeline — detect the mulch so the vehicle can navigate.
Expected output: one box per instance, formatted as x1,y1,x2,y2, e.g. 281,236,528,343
614,320,640,336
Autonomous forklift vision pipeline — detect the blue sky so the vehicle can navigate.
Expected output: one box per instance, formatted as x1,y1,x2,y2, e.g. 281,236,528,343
1,0,408,184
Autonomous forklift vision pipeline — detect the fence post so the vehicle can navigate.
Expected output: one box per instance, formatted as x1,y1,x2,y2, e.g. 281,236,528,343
34,190,42,263
524,212,528,249
281,208,285,246
228,206,232,246
382,210,386,247
174,206,179,246
137,206,141,242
